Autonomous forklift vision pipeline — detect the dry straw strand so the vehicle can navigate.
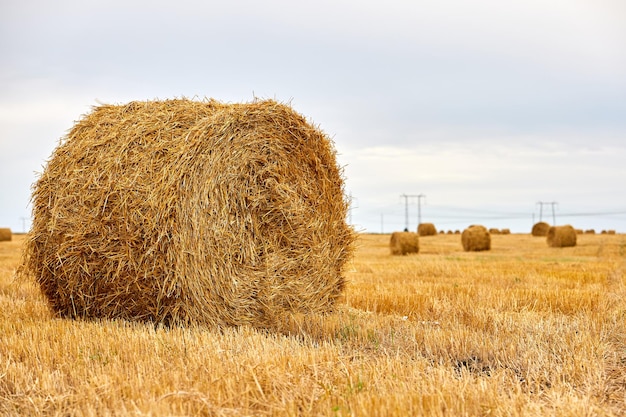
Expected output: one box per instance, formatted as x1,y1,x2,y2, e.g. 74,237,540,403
20,98,356,329
546,225,577,248
531,222,550,237
461,225,491,252
417,222,437,236
0,228,12,242
389,231,419,255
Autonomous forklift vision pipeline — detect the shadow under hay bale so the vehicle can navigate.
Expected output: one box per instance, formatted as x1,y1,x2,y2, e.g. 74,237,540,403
461,225,491,252
0,228,12,242
417,222,437,236
546,225,577,248
531,222,550,237
390,231,419,255
21,98,356,328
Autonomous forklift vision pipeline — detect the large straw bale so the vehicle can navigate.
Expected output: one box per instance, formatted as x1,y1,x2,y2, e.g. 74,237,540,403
0,228,12,242
461,225,491,252
546,225,577,248
417,222,437,236
389,231,419,255
21,98,355,328
531,222,550,236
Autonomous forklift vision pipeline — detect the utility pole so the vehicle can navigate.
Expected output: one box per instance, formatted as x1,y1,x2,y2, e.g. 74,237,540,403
537,201,545,222
549,201,558,225
400,194,410,231
416,194,426,226
401,194,426,231
347,193,358,225
348,193,353,224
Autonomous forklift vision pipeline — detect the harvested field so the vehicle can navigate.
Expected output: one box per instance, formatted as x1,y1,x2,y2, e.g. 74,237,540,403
3,232,625,416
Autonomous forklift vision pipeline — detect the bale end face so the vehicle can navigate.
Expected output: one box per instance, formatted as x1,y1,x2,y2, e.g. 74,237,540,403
390,231,419,255
461,225,491,252
546,225,577,248
0,228,12,242
532,222,550,237
417,223,437,236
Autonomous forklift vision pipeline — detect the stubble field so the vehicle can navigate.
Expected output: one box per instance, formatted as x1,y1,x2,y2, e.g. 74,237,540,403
1,232,625,416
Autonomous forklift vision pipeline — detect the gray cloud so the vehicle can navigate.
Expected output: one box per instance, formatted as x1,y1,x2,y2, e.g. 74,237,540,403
1,0,625,232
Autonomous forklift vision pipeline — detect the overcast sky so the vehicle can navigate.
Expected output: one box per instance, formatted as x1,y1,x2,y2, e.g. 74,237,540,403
2,0,625,233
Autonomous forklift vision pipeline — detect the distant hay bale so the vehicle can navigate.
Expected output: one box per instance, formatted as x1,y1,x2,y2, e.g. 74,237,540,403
447,230,454,235
461,225,491,252
21,98,356,328
547,225,577,248
608,230,616,235
417,222,437,236
601,230,607,234
489,228,500,235
0,228,12,242
501,228,511,235
389,231,419,255
531,222,550,237
439,230,445,234
585,229,596,235
575,229,583,234
454,230,461,234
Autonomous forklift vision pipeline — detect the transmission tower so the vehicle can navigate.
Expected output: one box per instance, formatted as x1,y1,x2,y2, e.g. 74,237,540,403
401,194,426,231
537,201,558,224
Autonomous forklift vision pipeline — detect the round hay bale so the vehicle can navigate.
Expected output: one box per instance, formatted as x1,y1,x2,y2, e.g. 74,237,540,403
390,231,419,255
461,225,491,252
21,98,355,328
0,228,12,242
575,229,583,234
501,228,511,235
488,228,500,235
585,229,596,234
417,222,437,236
546,225,577,248
531,222,550,236
607,230,616,235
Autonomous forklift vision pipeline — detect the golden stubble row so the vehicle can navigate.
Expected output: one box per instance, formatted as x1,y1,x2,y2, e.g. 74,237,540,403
1,233,625,416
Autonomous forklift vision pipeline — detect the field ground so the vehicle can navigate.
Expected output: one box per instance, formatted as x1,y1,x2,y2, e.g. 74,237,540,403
1,233,625,416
